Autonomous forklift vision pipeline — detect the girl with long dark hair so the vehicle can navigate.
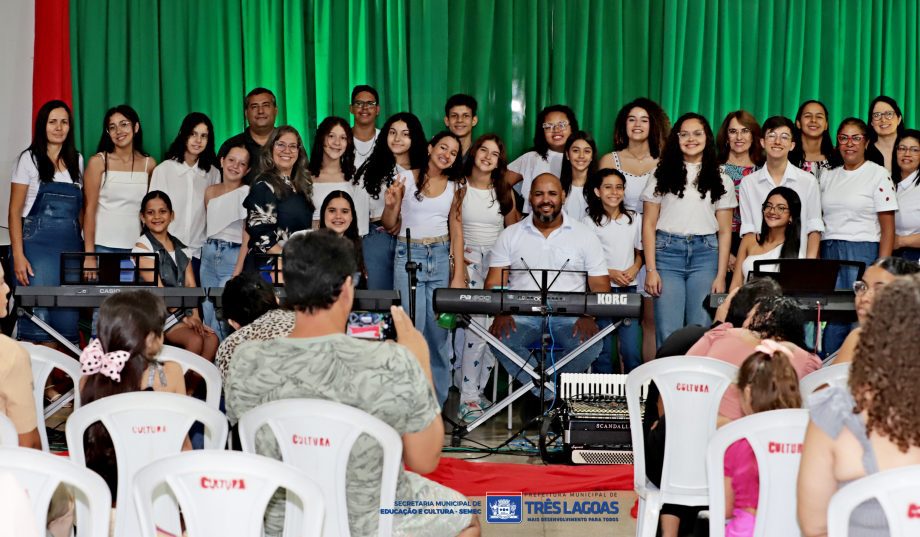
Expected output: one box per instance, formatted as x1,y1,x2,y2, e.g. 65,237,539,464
133,191,217,360
318,190,368,284
559,130,598,220
353,112,427,290
150,112,221,264
731,187,803,290
454,134,517,422
641,113,736,345
308,116,366,234
80,290,189,499
8,100,83,343
792,100,835,181
582,168,643,373
382,131,466,406
505,104,579,213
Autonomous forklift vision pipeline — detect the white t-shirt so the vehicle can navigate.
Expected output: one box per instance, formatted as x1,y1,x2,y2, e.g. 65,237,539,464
206,185,249,244
895,171,920,237
398,177,457,239
149,159,221,258
508,149,563,213
738,161,824,243
820,161,898,242
581,212,643,285
364,167,414,222
353,129,379,170
461,185,504,247
11,151,83,216
563,185,589,221
489,213,607,292
640,162,738,235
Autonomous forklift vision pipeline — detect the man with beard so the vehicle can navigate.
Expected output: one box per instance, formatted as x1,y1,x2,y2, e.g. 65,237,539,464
486,173,608,399
219,87,279,183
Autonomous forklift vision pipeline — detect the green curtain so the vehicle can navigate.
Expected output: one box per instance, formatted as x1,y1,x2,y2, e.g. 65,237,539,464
71,0,920,161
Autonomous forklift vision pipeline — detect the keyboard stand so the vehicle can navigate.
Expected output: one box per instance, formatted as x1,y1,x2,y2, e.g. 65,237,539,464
452,315,622,439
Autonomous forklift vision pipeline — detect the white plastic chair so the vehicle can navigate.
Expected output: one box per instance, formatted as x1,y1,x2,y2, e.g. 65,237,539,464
21,342,82,451
0,413,18,446
827,465,920,536
707,408,809,537
238,398,402,537
626,355,739,537
65,391,229,537
800,363,851,401
158,345,223,409
0,446,111,537
133,450,325,537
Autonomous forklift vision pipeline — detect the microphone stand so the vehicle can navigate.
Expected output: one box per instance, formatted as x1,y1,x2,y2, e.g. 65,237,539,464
404,228,419,325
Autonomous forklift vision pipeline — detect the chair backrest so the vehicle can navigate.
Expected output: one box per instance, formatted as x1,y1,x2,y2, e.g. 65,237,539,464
238,398,402,537
626,356,739,504
21,342,82,451
827,465,920,537
0,446,111,537
133,450,325,537
158,345,223,409
65,391,228,537
0,413,18,446
800,363,851,402
707,408,809,537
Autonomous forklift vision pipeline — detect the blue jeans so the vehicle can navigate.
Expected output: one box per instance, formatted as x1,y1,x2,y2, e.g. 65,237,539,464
393,239,451,405
200,239,241,340
492,316,603,399
595,286,643,373
821,239,878,356
653,231,719,346
17,181,82,342
363,223,396,290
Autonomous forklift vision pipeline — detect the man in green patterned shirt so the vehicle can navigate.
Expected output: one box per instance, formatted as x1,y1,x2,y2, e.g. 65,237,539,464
225,230,480,537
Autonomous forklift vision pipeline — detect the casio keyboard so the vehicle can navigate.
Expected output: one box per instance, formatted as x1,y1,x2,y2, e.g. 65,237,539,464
16,285,204,309
706,291,856,323
434,288,641,317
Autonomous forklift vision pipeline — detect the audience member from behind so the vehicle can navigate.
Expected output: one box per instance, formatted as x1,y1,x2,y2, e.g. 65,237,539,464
798,274,920,537
79,291,189,498
688,295,819,423
0,263,41,449
214,272,291,382
722,342,802,537
225,230,479,536
834,256,920,364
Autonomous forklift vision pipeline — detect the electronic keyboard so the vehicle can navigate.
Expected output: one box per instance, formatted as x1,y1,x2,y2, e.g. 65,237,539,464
434,288,641,317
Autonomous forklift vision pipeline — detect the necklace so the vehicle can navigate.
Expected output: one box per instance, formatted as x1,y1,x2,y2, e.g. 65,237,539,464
624,148,650,162
354,135,375,158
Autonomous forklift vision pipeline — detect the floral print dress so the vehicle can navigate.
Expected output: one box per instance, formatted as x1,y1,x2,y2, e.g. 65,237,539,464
243,176,313,253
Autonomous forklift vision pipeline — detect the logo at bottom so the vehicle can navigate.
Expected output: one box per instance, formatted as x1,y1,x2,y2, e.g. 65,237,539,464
486,492,522,524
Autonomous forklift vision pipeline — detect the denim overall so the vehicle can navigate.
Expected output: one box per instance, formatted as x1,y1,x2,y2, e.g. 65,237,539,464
18,181,82,342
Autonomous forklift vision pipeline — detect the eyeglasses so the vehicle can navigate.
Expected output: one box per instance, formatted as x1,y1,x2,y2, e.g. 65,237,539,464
765,132,793,142
352,100,378,109
837,134,866,144
871,110,896,121
542,121,570,131
106,120,132,134
728,128,751,138
677,130,705,139
762,203,789,213
273,141,300,152
852,280,883,296
896,145,920,155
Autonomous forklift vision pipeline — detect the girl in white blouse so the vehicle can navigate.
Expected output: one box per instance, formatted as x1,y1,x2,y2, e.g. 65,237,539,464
892,129,920,261
559,131,597,220
307,116,368,235
641,113,736,346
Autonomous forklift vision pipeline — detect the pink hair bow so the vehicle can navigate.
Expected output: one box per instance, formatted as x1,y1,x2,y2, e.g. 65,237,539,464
755,339,795,360
80,338,130,382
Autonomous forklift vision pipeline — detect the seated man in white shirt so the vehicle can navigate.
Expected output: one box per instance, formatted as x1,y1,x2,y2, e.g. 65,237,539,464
487,173,609,399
